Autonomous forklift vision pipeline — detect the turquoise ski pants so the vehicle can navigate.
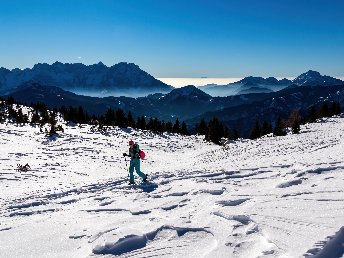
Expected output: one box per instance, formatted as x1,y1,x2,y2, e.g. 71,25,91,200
129,158,145,182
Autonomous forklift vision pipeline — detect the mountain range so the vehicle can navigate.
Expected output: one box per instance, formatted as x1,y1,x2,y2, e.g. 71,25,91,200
1,62,344,137
198,70,344,97
0,62,173,97
7,81,344,137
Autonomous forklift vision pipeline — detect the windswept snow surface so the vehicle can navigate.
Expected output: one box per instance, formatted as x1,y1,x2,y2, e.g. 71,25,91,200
1,117,344,258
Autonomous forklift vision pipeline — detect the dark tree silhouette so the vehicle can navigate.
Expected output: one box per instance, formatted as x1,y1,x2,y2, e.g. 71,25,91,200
105,108,116,126
261,120,272,136
307,105,318,123
49,111,58,136
165,121,173,133
329,102,341,116
206,117,225,144
181,121,188,135
173,118,180,133
196,118,207,135
8,105,18,120
273,116,286,136
319,103,329,118
146,117,154,130
115,109,127,128
228,129,239,140
288,110,301,134
127,111,135,128
137,115,146,130
250,120,261,140
7,96,15,105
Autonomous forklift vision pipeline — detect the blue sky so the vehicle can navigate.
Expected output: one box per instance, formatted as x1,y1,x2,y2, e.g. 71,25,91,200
0,0,343,78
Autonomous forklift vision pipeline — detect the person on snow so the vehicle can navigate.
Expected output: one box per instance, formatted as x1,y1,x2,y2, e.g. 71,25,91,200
123,140,147,184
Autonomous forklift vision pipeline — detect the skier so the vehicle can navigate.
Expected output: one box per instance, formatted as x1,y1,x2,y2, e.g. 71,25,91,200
123,140,147,184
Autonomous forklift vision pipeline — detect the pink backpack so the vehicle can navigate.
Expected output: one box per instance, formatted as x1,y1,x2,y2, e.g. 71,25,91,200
139,150,145,160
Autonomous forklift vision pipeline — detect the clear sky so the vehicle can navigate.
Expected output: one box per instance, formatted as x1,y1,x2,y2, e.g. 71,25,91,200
1,0,343,78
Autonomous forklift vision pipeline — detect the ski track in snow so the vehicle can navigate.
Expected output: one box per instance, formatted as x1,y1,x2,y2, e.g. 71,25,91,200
1,116,344,257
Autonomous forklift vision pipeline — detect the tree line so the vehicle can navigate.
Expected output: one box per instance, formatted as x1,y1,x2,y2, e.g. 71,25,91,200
0,96,190,136
0,95,341,144
248,102,342,140
193,102,341,143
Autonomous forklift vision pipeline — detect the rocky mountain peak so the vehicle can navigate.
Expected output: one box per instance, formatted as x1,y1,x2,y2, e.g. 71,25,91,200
293,70,343,86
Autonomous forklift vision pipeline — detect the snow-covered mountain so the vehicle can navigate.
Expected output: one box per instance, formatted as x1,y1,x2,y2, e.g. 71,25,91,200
0,62,173,97
292,70,344,86
198,71,344,97
0,105,344,257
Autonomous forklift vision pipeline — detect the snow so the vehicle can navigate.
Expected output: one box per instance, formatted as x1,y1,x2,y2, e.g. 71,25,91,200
1,115,344,257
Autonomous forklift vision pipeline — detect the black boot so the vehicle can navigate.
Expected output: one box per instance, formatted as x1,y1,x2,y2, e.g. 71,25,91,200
143,174,148,182
129,181,135,185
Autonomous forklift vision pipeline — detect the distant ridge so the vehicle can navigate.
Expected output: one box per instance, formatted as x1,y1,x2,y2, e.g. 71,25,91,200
292,70,343,86
0,62,174,97
197,70,344,97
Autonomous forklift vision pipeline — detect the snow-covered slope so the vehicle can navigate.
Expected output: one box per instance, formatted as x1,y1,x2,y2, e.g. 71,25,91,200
1,116,344,257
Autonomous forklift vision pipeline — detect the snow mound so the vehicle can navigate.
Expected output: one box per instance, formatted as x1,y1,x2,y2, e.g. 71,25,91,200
305,226,344,258
92,226,213,256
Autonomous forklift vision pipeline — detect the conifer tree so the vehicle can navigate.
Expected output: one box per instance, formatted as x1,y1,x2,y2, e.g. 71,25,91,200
115,109,127,128
307,105,318,123
165,121,173,133
261,120,272,136
16,108,25,124
288,110,301,134
222,124,228,138
228,129,239,140
138,116,146,130
273,116,286,136
206,118,223,144
197,118,207,135
319,103,329,118
77,106,86,124
65,106,75,122
160,121,166,134
40,107,50,125
292,118,301,134
0,109,4,122
146,117,154,130
250,120,261,140
48,111,57,136
7,96,15,105
152,118,160,133
105,108,116,126
181,121,188,135
173,118,180,133
127,111,135,128
8,105,18,121
335,102,341,115
330,102,341,116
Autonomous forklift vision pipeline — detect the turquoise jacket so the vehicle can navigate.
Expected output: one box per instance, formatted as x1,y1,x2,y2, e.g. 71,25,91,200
128,144,140,159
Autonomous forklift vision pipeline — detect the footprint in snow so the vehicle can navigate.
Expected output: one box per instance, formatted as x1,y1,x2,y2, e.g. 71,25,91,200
277,179,303,188
92,225,213,257
216,198,250,207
